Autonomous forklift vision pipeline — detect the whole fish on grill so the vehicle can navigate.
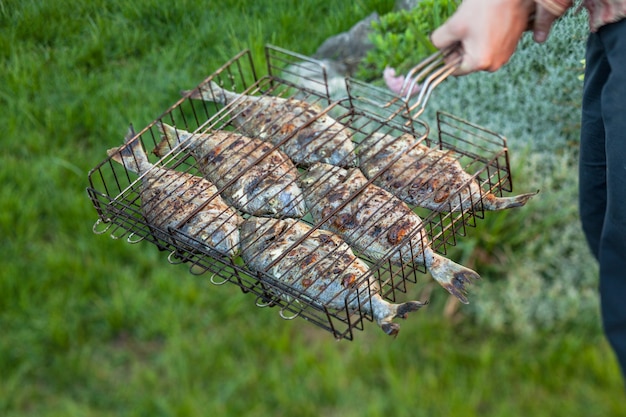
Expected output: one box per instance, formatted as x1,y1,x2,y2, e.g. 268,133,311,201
359,132,537,212
240,216,427,336
182,81,357,167
107,126,241,257
155,123,306,218
301,162,481,304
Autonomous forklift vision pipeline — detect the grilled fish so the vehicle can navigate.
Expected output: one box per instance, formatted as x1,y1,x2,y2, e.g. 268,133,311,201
156,123,306,218
359,132,537,212
240,216,426,336
301,162,480,304
182,81,357,167
108,126,241,257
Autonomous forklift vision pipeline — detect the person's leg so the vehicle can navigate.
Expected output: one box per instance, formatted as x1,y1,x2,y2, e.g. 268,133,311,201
579,32,607,260
581,20,626,380
598,20,626,380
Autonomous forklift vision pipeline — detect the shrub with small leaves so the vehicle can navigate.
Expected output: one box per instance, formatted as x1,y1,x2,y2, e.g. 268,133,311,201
356,0,460,81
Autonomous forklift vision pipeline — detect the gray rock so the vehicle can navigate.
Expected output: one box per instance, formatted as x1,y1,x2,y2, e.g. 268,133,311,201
313,12,379,76
280,59,349,101
394,0,423,11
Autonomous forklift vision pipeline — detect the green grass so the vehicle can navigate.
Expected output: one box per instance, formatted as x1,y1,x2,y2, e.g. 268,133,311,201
1,1,624,416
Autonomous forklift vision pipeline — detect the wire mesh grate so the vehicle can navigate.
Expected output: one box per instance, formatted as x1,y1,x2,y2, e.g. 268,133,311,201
87,45,532,340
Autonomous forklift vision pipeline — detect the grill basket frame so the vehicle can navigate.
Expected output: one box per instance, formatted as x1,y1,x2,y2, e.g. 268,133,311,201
87,45,516,340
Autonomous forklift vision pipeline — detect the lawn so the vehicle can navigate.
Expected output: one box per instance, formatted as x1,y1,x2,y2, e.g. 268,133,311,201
1,1,624,416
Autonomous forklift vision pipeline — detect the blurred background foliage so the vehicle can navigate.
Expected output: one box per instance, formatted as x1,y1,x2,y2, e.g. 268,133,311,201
1,0,623,416
357,0,460,80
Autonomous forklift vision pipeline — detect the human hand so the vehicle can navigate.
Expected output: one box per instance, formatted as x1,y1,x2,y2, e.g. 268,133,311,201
430,0,535,75
532,5,560,43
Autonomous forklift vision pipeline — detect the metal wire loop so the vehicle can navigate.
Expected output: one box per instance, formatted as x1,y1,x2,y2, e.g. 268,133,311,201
209,273,228,285
126,232,144,244
92,218,112,235
279,308,300,320
399,46,461,118
167,250,186,265
255,295,273,308
400,46,460,99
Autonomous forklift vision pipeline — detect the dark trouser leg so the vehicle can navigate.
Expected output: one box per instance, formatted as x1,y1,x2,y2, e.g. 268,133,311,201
580,20,626,380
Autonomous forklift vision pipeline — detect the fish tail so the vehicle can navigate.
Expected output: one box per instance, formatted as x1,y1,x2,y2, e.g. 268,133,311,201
483,190,539,211
181,80,227,104
154,122,187,157
107,124,149,174
371,295,428,337
426,252,480,304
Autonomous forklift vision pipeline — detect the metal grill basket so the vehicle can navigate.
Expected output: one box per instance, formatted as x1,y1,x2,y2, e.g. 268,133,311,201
87,45,521,340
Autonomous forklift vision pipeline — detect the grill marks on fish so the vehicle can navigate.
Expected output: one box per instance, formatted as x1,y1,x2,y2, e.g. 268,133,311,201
301,163,429,264
157,123,306,218
359,132,537,212
301,163,481,304
240,216,426,336
183,81,357,167
108,126,241,257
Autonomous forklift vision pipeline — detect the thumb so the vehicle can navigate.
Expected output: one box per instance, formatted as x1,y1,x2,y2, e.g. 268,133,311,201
430,20,462,50
533,6,558,43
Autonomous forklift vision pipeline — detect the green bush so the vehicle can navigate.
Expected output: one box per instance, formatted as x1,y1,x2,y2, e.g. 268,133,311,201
357,0,460,81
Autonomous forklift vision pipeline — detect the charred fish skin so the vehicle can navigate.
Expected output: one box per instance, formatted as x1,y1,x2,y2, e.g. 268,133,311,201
359,132,537,212
183,81,357,167
240,216,426,336
107,126,242,257
301,162,481,304
156,123,306,218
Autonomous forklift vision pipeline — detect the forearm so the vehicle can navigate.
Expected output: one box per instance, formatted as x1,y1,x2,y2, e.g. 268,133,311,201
430,0,535,74
535,0,573,17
